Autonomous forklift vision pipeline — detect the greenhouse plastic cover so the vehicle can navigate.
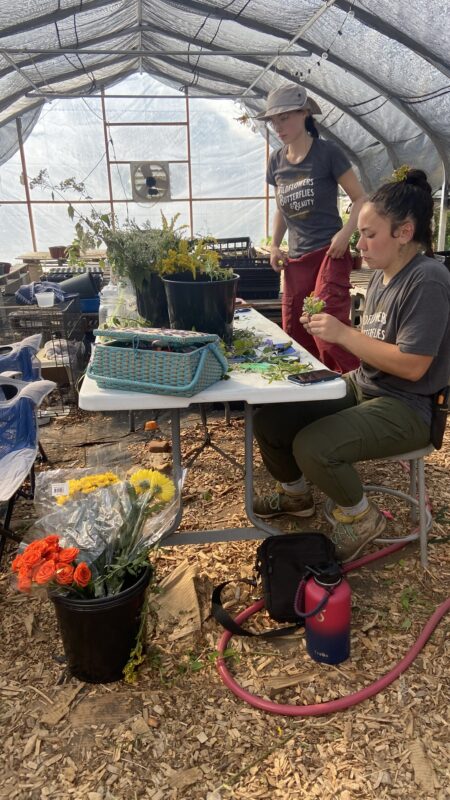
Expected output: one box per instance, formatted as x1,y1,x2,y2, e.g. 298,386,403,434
0,0,448,190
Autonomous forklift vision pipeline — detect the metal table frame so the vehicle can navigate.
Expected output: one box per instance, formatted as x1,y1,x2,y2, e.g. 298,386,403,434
162,403,295,546
78,309,347,547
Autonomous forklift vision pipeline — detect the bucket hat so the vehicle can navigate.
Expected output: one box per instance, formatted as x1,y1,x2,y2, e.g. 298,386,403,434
255,83,321,120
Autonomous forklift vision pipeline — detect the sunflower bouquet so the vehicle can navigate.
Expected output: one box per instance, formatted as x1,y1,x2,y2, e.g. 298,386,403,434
22,467,177,598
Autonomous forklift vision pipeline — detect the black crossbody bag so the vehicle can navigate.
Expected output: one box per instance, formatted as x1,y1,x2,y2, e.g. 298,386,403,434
211,532,340,638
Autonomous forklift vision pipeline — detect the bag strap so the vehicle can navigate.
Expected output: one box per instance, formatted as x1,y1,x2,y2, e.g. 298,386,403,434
293,577,333,619
211,579,301,639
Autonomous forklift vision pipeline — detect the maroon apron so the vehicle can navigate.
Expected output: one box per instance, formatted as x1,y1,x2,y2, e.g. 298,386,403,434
282,245,359,373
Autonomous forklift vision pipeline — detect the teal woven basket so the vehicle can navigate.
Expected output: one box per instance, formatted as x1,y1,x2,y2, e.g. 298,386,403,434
87,327,229,397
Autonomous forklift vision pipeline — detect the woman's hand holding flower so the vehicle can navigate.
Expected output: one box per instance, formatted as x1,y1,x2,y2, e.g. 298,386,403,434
301,312,347,344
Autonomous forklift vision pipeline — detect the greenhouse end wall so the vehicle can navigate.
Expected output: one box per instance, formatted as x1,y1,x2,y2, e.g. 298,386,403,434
0,75,270,264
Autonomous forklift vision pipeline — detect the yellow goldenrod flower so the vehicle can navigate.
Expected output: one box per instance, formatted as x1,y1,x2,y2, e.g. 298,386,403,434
54,471,119,504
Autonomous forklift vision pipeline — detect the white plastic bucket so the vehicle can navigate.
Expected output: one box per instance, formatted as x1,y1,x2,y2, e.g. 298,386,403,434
36,292,55,308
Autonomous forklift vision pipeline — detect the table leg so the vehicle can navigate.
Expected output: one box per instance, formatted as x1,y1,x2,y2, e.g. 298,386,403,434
185,405,243,471
159,409,184,542
244,403,286,537
161,404,284,546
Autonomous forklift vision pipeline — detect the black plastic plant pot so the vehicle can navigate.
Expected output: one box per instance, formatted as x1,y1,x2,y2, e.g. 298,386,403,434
59,271,99,298
162,272,239,344
135,273,170,327
50,567,152,683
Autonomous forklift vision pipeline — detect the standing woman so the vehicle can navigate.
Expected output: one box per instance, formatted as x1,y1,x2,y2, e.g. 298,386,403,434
257,83,365,372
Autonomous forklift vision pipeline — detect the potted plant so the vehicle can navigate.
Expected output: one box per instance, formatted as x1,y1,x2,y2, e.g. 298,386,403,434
349,229,362,269
160,239,239,343
11,467,176,684
103,214,184,327
64,210,183,326
29,171,184,326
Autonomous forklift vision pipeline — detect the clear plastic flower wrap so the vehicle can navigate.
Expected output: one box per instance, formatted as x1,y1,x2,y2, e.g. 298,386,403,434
30,467,178,596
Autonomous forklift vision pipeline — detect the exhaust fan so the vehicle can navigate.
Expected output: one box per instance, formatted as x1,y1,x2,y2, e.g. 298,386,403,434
130,161,171,202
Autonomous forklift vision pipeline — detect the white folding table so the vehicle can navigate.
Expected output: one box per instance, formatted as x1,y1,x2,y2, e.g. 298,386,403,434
78,309,346,545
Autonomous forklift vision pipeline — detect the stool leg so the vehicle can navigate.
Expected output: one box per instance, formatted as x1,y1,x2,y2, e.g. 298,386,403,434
409,459,418,524
416,457,428,569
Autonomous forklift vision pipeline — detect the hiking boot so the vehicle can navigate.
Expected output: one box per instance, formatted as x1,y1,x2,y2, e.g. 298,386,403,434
253,490,315,519
331,501,386,562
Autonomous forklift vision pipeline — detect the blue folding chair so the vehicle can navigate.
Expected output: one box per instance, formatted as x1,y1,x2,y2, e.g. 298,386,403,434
0,333,42,381
0,377,55,562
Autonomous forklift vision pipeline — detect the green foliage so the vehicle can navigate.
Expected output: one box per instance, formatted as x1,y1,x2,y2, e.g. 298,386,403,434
225,327,313,382
302,292,326,315
348,229,360,251
31,167,237,285
234,359,312,382
29,169,87,199
225,327,262,358
104,214,185,289
122,591,151,684
178,647,239,674
400,586,418,612
433,208,450,251
160,238,234,281
65,211,185,289
341,212,360,252
434,505,450,524
29,169,187,287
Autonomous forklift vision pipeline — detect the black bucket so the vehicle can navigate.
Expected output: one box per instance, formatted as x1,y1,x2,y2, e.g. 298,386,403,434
135,273,170,327
59,271,99,298
162,272,239,344
50,567,152,683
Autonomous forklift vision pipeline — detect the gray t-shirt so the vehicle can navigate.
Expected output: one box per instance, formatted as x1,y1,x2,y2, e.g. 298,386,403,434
267,139,351,257
353,254,450,424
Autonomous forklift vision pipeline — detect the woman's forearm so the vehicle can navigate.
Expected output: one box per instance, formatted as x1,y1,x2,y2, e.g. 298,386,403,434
272,210,287,248
337,325,433,381
305,312,433,381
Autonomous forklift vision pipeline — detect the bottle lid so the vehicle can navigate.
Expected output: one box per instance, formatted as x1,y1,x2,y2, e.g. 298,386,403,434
314,563,342,587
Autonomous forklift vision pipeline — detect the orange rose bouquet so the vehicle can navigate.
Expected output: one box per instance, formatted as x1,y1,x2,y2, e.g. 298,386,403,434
12,535,92,597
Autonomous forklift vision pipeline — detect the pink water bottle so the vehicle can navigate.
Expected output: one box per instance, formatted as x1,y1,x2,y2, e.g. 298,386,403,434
304,565,351,665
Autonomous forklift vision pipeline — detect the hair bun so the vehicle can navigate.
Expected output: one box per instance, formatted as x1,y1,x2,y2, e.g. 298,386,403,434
405,169,432,195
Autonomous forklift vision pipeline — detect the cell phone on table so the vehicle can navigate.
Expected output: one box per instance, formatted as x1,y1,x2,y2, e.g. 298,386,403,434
288,369,341,385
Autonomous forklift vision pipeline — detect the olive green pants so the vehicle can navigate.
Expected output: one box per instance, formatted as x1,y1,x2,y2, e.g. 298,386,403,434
253,378,430,506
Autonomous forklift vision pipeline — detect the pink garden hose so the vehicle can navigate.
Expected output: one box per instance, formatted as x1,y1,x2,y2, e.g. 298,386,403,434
216,542,450,716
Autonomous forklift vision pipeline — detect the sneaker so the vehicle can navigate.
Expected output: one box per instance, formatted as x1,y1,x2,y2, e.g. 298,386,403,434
253,490,315,519
331,501,386,562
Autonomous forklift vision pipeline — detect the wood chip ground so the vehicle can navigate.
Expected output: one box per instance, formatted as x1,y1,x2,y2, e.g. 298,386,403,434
0,408,449,800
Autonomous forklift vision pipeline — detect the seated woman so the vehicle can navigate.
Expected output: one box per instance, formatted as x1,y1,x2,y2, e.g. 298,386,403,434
253,168,450,562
